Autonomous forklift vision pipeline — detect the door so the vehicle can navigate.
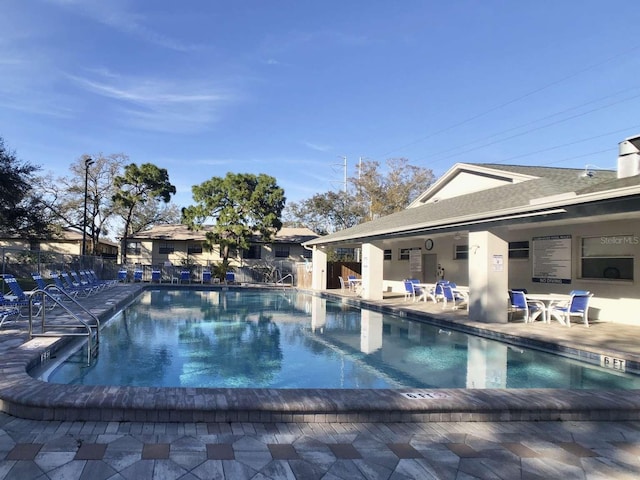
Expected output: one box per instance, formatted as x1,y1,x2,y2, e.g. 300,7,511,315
422,253,438,283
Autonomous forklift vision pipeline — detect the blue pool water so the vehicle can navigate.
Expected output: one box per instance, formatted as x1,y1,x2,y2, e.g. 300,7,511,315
41,289,640,389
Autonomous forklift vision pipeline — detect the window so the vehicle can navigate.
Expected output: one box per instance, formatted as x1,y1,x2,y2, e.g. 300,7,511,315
509,241,529,259
220,248,238,259
243,244,261,259
581,235,635,280
301,249,312,259
126,241,141,255
158,242,174,254
454,244,468,260
384,249,392,260
334,247,356,261
275,245,290,258
187,244,203,255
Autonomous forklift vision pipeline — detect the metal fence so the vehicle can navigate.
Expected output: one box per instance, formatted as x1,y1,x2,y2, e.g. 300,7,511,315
1,247,119,278
0,246,303,290
0,247,120,296
116,259,300,285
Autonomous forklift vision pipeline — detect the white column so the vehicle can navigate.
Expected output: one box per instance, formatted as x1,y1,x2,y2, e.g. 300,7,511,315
311,247,327,290
361,243,384,300
468,231,509,323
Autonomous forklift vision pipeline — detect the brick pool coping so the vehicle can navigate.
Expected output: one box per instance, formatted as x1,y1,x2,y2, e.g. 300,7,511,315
1,284,639,423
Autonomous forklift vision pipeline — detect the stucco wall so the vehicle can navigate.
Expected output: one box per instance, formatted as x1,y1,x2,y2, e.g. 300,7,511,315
378,217,640,324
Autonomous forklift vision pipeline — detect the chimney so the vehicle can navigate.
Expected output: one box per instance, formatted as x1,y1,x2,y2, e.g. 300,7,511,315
618,134,640,178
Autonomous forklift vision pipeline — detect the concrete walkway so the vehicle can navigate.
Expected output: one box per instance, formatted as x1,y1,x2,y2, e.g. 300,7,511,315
0,284,639,478
0,414,638,479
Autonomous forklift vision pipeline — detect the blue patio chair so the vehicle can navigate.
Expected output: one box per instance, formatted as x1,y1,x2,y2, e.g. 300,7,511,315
180,270,190,284
30,273,63,309
61,272,94,296
441,284,466,310
202,270,212,284
403,280,414,300
433,280,449,303
403,280,425,301
51,273,80,298
133,269,143,282
80,270,112,290
410,278,436,302
70,270,100,294
509,290,545,323
89,269,117,287
225,271,235,284
0,303,20,327
70,270,87,287
151,270,162,283
1,274,43,317
118,269,128,282
3,274,36,299
549,293,593,327
78,270,105,291
31,272,49,291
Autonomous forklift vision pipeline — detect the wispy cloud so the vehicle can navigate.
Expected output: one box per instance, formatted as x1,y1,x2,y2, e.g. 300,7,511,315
67,70,238,133
0,47,76,118
302,141,332,152
261,29,370,58
43,0,201,52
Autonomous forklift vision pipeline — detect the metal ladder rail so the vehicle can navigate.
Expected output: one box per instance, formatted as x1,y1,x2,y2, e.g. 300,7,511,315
28,287,100,365
277,273,294,287
42,284,101,341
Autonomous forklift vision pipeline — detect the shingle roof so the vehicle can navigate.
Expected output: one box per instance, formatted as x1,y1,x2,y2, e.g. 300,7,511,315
130,224,318,244
304,163,640,245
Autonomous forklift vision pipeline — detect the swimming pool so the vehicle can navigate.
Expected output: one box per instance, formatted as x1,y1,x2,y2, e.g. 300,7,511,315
40,289,640,390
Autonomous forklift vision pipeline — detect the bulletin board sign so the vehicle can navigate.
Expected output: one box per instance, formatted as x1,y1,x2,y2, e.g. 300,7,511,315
532,235,572,284
409,248,422,276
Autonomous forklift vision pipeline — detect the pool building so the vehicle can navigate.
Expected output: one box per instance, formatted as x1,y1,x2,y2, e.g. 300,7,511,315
305,133,640,326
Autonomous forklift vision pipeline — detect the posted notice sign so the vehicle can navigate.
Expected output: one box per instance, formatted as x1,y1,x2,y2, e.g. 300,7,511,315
532,235,572,284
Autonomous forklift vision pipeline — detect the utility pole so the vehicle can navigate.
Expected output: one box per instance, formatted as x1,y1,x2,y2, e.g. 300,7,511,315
82,157,95,257
332,155,348,193
339,155,347,193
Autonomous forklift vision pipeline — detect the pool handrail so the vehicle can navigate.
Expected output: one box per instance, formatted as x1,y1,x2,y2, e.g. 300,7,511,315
28,285,101,366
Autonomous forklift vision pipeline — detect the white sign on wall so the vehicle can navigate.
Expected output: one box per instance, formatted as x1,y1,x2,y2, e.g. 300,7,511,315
409,248,422,276
492,255,504,272
532,235,572,284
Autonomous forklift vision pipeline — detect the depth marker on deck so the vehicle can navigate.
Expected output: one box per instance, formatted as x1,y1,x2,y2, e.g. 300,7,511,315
401,392,449,399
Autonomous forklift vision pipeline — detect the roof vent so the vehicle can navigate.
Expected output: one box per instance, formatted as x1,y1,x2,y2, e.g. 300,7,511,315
617,134,640,179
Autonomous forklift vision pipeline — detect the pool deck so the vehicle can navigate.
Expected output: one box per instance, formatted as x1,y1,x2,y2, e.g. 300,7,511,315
0,284,639,478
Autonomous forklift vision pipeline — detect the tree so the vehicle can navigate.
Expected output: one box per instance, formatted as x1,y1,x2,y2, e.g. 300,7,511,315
129,201,181,235
182,173,285,275
351,158,435,219
113,163,176,264
284,158,434,234
0,137,52,237
284,191,367,235
37,154,127,254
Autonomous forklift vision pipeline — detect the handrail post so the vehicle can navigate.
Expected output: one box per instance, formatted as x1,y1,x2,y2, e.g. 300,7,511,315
40,291,46,333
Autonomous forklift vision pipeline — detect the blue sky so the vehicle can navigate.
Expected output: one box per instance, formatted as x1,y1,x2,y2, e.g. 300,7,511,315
2,1,640,210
